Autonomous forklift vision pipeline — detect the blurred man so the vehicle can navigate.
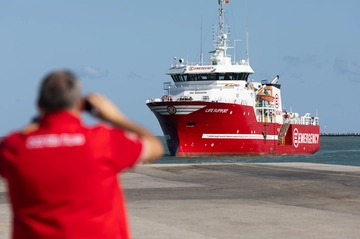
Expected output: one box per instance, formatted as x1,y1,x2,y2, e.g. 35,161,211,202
0,70,164,239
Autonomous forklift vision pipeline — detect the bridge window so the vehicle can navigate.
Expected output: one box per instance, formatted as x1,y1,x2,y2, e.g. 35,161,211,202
171,73,250,82
198,75,208,80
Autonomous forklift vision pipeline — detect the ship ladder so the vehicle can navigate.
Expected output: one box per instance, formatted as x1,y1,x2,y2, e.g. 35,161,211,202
278,122,290,146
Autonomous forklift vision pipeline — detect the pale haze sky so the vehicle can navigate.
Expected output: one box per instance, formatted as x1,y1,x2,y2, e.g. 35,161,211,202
0,0,359,136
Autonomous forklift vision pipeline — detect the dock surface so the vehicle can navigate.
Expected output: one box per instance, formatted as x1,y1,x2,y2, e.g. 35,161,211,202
1,163,360,238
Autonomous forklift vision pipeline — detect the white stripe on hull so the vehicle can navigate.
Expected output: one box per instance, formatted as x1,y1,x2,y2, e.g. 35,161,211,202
202,134,278,140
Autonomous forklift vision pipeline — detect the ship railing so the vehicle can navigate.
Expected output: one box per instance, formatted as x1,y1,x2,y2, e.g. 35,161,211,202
146,97,250,105
170,60,247,67
169,84,218,89
218,98,238,103
169,84,241,92
300,116,319,126
289,118,301,124
239,99,248,105
170,61,214,67
146,98,163,103
209,98,251,105
288,116,319,126
255,105,275,112
256,100,275,107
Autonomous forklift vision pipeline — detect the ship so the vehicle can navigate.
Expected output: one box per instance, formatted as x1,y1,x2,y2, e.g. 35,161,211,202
146,0,320,157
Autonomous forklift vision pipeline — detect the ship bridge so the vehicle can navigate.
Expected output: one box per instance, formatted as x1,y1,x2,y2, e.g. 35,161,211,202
167,61,254,83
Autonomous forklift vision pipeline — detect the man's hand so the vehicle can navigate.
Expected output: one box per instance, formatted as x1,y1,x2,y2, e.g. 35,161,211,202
20,123,39,135
85,93,127,124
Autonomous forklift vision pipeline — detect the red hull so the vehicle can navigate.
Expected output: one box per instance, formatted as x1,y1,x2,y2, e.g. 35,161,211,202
147,101,320,157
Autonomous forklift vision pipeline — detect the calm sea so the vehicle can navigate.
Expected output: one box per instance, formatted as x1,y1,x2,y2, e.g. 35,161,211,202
155,136,360,166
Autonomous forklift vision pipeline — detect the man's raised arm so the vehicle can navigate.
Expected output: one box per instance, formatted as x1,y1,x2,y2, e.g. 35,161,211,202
85,93,164,163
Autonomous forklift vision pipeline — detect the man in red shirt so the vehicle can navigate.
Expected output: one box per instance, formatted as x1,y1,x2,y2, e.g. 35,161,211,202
0,70,164,239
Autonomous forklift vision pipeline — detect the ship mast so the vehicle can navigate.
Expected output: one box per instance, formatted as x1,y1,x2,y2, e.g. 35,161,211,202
200,15,203,65
210,0,231,66
245,1,250,65
218,1,227,57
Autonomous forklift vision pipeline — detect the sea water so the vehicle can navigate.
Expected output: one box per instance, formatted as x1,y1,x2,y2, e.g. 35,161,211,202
155,136,360,166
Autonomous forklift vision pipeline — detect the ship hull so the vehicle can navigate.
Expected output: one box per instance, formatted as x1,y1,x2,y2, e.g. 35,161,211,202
147,101,320,157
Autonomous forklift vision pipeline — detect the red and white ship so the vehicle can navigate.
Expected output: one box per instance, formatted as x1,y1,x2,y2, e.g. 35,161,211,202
146,1,320,157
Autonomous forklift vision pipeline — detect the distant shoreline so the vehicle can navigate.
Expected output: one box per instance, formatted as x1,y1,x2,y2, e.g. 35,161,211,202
320,133,360,136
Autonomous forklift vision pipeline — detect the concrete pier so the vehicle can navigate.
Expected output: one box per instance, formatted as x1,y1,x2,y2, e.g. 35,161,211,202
1,163,360,238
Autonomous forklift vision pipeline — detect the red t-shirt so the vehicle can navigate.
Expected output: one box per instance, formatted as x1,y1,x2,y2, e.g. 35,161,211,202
0,111,143,239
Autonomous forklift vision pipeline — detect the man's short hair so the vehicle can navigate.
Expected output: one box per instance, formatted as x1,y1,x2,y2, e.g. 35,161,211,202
38,70,81,111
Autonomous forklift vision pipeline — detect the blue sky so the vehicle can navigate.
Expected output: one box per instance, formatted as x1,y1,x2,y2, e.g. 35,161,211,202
0,0,359,136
